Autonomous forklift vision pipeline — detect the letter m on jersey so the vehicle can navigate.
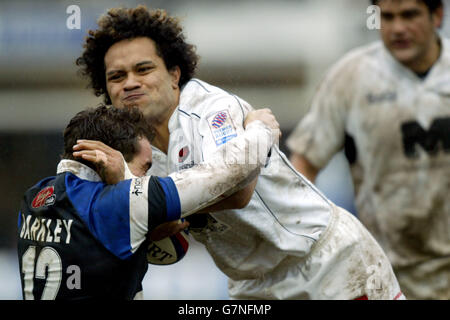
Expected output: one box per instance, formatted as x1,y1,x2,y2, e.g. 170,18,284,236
401,117,450,158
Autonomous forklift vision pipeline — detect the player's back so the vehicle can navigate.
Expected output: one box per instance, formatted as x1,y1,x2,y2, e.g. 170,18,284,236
17,173,148,300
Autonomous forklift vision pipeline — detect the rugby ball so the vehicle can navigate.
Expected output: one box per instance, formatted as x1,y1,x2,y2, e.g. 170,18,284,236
147,229,189,265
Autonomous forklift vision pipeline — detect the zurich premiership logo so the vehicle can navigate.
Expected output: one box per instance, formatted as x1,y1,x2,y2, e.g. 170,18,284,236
211,112,227,129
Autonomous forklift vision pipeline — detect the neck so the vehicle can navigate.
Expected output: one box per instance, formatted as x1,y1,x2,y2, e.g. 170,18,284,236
406,36,441,74
150,103,178,154
151,121,171,154
146,89,180,154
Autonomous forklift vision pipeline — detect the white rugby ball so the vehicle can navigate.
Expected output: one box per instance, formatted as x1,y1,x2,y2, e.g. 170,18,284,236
147,229,189,265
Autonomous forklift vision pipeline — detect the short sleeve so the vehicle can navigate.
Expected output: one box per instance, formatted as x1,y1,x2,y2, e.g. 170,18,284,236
65,174,180,260
286,59,353,169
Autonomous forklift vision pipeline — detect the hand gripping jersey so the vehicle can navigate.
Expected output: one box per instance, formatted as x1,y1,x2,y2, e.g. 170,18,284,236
147,79,403,300
287,38,450,299
17,121,274,300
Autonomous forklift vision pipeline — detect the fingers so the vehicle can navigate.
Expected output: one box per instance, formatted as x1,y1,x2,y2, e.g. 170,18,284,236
73,150,108,164
178,220,190,231
73,140,124,164
73,140,117,156
244,108,282,144
149,220,190,241
248,109,280,131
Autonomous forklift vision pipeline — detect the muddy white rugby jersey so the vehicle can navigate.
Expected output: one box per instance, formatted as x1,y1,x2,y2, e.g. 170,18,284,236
287,39,450,270
147,79,332,282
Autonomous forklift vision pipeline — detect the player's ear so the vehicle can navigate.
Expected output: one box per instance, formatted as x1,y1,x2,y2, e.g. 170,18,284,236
432,5,444,28
169,66,181,89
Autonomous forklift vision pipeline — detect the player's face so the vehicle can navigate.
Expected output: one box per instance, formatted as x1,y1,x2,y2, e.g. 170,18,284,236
378,0,443,69
105,37,181,124
127,136,153,177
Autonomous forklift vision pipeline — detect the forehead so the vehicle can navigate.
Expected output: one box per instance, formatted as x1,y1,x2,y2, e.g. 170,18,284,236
104,37,161,70
377,0,427,11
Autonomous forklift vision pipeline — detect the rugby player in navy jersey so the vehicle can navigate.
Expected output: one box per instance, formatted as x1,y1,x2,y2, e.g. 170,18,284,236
17,105,279,300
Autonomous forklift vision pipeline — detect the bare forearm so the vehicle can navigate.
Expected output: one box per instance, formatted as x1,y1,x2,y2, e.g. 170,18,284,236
289,153,319,182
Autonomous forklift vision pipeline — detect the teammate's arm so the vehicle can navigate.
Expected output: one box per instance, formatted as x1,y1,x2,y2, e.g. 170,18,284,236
289,152,319,182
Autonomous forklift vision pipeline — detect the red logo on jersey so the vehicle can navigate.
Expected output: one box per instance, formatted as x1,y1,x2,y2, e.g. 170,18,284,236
32,186,55,208
178,146,190,163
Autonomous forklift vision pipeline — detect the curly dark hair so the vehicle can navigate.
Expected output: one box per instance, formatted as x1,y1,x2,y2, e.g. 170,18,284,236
62,105,155,168
76,6,199,104
371,0,443,13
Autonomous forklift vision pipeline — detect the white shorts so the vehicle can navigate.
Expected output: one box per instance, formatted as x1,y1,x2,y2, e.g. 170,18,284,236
229,206,405,300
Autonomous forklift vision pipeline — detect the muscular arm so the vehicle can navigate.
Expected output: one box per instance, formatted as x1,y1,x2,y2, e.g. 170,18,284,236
289,152,320,183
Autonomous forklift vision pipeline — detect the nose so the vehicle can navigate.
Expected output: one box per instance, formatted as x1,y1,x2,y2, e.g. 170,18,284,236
391,17,407,35
124,72,141,91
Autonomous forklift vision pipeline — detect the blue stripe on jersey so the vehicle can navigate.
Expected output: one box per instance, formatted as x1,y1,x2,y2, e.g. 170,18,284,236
65,173,133,260
157,177,181,221
18,211,22,231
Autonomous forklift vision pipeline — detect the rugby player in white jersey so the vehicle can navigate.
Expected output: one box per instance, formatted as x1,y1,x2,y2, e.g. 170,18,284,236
76,6,404,299
287,0,449,300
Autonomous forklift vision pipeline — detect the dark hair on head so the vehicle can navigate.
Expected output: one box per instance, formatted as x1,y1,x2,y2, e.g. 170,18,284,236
371,0,443,13
76,5,199,104
62,105,154,168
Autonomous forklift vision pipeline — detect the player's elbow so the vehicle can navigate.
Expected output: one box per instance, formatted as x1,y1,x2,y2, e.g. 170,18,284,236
231,192,253,209
228,179,257,209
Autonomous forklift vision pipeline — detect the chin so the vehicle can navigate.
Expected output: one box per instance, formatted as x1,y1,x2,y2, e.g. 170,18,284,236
124,101,148,111
389,47,419,66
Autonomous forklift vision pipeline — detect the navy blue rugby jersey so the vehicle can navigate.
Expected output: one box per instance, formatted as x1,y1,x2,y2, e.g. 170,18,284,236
17,161,180,300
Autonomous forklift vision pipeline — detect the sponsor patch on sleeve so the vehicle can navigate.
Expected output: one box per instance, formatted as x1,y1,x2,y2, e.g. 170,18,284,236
207,110,238,146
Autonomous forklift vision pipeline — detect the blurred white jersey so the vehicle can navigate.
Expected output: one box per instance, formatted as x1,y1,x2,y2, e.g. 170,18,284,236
148,79,402,299
287,39,450,299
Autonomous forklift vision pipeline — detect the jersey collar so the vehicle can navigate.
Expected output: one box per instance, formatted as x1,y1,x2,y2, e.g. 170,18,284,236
381,35,445,82
56,159,102,182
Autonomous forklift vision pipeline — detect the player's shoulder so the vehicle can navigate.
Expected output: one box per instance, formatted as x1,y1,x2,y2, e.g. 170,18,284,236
179,79,250,117
439,37,450,65
341,41,383,62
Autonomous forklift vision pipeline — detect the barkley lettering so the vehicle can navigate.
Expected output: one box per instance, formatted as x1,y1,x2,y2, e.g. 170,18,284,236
19,214,73,244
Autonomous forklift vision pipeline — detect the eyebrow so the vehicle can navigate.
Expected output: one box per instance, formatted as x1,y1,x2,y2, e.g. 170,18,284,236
135,60,154,67
106,61,154,76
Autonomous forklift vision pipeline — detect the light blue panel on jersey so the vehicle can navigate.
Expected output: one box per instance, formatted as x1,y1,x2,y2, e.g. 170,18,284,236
65,173,133,260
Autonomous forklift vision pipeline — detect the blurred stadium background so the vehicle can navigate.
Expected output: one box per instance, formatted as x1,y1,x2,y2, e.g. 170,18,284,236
1,0,449,299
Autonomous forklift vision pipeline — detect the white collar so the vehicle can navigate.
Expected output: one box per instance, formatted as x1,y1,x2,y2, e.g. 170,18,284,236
56,159,102,182
381,35,447,82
